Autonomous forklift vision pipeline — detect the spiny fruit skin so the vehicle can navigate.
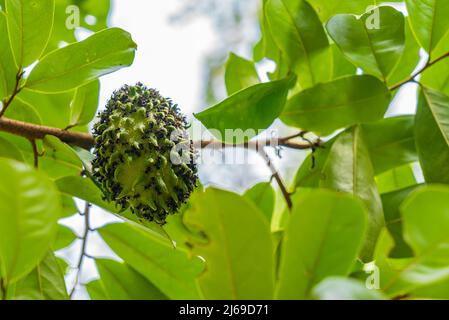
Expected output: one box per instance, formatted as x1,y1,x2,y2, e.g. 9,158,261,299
92,83,198,224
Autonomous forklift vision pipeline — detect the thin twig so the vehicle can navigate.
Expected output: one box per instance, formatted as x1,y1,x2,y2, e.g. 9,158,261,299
259,148,292,210
29,139,39,168
0,69,23,118
69,202,91,299
389,50,449,91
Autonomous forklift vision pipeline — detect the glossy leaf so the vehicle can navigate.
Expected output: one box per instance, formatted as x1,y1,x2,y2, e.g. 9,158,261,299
0,159,60,283
13,251,68,300
195,77,292,143
15,89,73,128
94,259,167,300
312,277,385,300
0,13,17,100
225,53,260,95
406,0,449,54
381,185,418,259
184,188,274,299
26,28,136,93
53,225,77,251
376,164,417,195
5,0,55,67
327,6,405,80
276,189,367,299
320,126,384,261
265,0,331,88
379,186,449,296
388,18,421,86
362,116,417,175
99,222,203,299
69,80,100,128
415,88,449,184
308,0,382,22
86,280,108,300
243,182,275,223
281,75,391,135
330,44,356,79
0,135,24,161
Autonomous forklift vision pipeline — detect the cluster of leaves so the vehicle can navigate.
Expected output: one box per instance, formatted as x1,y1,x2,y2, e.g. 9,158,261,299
1,0,449,300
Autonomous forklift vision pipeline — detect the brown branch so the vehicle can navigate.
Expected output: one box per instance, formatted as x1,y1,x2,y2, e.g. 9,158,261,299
259,148,292,210
0,117,95,150
389,50,449,91
0,116,320,152
70,202,91,299
29,139,39,168
0,69,23,118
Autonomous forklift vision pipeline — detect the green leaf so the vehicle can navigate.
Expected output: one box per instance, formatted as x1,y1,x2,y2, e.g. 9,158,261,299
253,0,281,63
327,6,405,81
243,182,275,223
26,28,136,93
281,75,391,135
94,259,167,300
55,175,171,239
388,18,421,86
402,185,449,282
225,53,260,95
375,164,417,195
379,185,449,296
265,0,331,88
320,126,384,261
53,225,76,251
312,277,385,300
276,189,367,299
5,0,55,67
293,138,336,188
99,222,203,299
0,135,24,161
362,116,417,175
86,280,108,300
415,88,449,184
410,278,449,299
195,77,292,143
0,133,82,180
4,98,42,124
330,44,356,79
15,89,74,128
13,251,68,300
308,0,375,22
0,159,60,284
69,80,100,128
0,12,17,100
60,193,77,218
406,0,449,55
381,185,418,259
184,188,274,299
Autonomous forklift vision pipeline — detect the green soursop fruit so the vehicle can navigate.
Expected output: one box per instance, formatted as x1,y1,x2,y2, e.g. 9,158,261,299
92,83,198,224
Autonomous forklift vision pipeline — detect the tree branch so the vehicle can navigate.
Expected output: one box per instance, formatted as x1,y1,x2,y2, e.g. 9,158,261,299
0,117,95,150
69,202,91,299
29,139,39,168
0,69,23,118
389,50,449,91
0,116,320,152
259,148,292,210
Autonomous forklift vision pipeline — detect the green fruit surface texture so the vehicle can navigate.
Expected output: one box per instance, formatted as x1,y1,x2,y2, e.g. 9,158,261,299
92,83,198,224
